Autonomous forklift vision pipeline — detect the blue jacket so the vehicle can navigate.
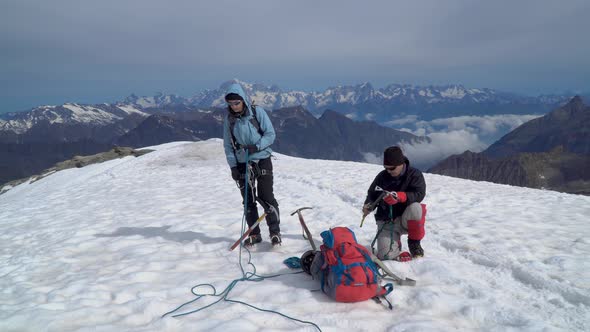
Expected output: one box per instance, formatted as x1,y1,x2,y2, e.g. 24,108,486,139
223,83,276,167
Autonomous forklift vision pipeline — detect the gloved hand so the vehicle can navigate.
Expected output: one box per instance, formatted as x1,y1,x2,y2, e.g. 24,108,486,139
396,191,407,203
231,166,240,181
383,192,398,205
242,144,258,154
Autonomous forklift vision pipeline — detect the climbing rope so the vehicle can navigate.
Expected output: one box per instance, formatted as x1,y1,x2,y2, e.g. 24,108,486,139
162,150,321,331
371,205,398,258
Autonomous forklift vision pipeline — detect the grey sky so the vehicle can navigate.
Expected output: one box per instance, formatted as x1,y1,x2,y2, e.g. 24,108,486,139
1,0,589,112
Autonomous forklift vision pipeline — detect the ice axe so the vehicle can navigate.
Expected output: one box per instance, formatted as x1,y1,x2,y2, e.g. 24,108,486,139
229,212,268,251
229,197,278,251
360,191,388,227
290,207,316,251
371,254,417,286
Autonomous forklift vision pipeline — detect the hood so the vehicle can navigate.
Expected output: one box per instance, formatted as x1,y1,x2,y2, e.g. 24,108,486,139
225,83,252,111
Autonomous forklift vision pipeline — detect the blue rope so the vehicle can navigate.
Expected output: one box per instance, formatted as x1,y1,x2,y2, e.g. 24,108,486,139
162,150,321,331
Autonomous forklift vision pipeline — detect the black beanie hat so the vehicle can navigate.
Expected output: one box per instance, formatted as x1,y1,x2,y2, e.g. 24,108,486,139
225,93,244,101
383,146,405,166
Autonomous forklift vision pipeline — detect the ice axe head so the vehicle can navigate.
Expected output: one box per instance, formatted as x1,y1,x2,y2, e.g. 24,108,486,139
290,206,313,216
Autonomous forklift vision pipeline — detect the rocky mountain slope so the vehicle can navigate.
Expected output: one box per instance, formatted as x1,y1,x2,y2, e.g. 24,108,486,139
0,104,426,185
484,96,590,157
428,97,590,195
117,106,427,163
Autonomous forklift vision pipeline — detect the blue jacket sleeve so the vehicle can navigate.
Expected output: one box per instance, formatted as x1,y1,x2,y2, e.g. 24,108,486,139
254,107,276,151
222,116,238,168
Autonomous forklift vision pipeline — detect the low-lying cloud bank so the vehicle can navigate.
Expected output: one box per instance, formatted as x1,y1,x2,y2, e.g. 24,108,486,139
379,114,543,169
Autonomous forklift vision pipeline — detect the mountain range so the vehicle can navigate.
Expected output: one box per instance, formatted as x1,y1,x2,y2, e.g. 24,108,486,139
1,79,577,140
0,102,427,186
112,106,429,165
1,80,586,193
124,79,575,121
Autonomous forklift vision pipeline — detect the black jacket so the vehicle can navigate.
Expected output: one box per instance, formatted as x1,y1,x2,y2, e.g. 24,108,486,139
364,158,426,221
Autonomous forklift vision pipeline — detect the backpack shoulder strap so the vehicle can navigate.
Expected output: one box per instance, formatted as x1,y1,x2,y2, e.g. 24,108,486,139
250,105,264,136
228,106,264,152
228,114,239,152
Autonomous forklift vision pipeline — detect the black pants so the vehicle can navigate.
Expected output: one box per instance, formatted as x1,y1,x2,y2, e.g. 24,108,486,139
237,157,280,236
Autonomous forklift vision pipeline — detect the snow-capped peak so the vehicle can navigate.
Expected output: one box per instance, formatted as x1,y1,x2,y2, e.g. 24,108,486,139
0,102,149,134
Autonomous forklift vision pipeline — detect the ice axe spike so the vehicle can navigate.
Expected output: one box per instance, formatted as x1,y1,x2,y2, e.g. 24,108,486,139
290,207,316,251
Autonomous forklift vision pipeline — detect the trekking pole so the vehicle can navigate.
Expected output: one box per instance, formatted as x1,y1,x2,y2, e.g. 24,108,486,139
290,207,315,251
360,191,387,227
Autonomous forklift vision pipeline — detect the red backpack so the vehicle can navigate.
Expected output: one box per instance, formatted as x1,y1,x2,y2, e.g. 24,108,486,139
318,227,393,302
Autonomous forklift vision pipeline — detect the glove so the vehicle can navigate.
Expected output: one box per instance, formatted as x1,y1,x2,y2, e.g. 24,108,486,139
383,192,398,205
242,144,258,154
231,166,240,181
396,192,407,203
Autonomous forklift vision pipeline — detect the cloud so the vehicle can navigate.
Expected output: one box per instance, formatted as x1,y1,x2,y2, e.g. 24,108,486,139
424,114,543,137
362,127,486,170
362,152,382,165
1,0,589,111
2,1,589,72
387,115,420,127
399,130,487,170
388,114,544,169
394,114,543,142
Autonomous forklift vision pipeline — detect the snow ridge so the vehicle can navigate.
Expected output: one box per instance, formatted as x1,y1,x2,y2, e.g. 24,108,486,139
0,140,588,331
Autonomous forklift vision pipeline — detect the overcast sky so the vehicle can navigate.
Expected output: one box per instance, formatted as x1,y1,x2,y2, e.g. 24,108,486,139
1,0,589,112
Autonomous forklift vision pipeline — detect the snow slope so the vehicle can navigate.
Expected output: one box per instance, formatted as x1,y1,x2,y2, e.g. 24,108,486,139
1,139,588,331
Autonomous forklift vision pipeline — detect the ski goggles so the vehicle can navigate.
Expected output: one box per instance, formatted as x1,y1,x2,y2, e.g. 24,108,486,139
384,165,402,171
227,100,242,106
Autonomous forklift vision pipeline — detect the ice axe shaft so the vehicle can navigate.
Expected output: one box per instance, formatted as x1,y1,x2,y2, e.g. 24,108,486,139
229,198,278,251
290,207,316,251
370,253,417,286
229,212,267,251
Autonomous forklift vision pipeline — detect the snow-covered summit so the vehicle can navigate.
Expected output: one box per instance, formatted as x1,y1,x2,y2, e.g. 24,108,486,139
124,93,186,109
117,80,572,113
2,80,573,136
0,103,148,134
1,139,588,331
188,81,526,110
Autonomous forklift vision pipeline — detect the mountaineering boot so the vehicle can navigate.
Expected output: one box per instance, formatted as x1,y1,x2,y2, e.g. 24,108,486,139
270,233,282,246
243,234,262,247
408,239,424,258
